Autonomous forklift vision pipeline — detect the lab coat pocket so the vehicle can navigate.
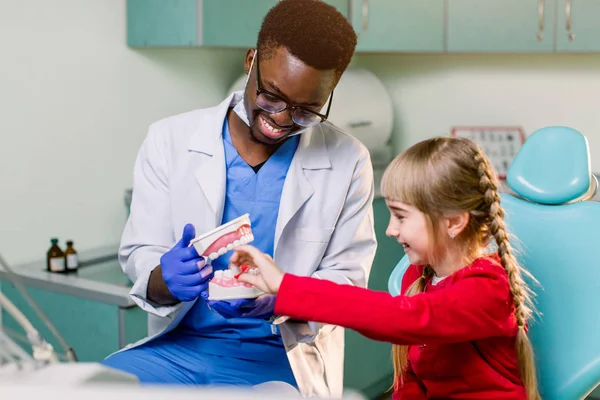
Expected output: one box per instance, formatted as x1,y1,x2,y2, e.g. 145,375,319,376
294,228,334,243
288,228,334,276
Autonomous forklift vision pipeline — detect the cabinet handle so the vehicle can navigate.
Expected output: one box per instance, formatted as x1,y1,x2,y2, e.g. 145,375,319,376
362,0,369,31
566,0,576,41
537,0,545,41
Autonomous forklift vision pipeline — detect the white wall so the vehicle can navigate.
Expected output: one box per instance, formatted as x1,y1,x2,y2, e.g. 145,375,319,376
354,53,600,171
0,0,245,265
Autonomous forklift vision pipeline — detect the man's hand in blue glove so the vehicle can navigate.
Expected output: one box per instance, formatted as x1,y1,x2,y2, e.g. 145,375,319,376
159,224,213,302
202,293,276,320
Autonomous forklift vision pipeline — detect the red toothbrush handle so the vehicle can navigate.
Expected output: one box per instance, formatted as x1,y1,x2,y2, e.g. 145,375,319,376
234,264,251,279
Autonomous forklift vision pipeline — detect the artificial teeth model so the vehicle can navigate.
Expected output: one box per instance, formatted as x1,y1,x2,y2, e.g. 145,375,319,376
208,266,264,300
190,213,254,263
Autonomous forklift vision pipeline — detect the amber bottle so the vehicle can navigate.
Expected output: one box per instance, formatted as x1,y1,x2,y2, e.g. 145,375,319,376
65,240,79,272
47,238,65,273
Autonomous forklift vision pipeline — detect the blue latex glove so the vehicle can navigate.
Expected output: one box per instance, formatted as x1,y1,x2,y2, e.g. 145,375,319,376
160,224,213,302
202,292,276,320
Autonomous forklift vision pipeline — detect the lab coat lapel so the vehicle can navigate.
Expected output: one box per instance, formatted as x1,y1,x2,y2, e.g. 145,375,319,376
188,93,237,226
194,148,225,227
274,126,331,254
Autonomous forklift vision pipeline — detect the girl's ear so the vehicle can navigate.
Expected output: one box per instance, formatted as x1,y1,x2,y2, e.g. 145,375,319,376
446,212,470,239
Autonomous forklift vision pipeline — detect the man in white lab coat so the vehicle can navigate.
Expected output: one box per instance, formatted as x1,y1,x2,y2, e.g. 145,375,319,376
103,0,377,397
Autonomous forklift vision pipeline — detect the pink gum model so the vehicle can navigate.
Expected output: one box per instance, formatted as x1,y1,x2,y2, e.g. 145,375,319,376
190,214,254,263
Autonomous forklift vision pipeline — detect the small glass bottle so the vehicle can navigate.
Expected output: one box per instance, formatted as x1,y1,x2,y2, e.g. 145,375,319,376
64,240,79,273
47,238,65,273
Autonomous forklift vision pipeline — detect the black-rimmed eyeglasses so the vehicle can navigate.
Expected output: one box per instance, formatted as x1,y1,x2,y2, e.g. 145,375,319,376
252,56,334,128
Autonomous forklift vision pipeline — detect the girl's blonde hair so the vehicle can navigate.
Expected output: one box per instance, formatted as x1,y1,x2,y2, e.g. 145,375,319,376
381,137,540,400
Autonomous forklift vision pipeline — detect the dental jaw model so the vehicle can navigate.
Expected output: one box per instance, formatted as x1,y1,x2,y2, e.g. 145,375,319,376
189,214,263,300
190,214,254,263
208,266,264,300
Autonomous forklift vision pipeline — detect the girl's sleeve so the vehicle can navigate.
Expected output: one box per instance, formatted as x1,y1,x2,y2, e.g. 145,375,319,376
273,261,515,345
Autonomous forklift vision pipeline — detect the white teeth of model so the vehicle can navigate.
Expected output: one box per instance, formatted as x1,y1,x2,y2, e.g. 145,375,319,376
250,268,258,275
240,236,248,245
230,266,240,275
224,270,233,279
227,243,233,250
215,270,223,279
218,247,227,256
209,252,219,260
233,240,241,247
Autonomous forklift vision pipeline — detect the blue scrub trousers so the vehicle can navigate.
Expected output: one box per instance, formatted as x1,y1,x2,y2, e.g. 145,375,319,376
103,334,296,386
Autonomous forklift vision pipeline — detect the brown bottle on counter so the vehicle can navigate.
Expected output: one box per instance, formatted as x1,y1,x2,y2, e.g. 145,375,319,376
47,238,65,273
64,240,79,273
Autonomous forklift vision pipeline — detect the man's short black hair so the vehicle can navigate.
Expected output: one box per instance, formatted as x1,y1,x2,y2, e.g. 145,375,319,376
257,0,357,81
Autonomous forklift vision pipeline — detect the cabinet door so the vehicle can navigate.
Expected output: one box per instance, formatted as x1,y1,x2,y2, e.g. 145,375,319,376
203,0,349,48
325,0,350,17
447,0,556,52
127,0,198,47
202,0,278,48
556,0,600,52
352,0,445,52
127,0,349,48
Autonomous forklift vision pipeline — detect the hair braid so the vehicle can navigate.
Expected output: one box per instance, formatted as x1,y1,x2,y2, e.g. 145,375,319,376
475,151,540,400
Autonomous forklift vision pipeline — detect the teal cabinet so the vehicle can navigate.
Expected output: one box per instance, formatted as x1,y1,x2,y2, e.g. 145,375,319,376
202,0,278,48
0,283,146,362
352,0,445,52
325,0,350,15
0,254,147,363
202,0,348,47
127,0,348,48
343,198,404,398
447,0,557,52
556,0,600,52
127,0,198,47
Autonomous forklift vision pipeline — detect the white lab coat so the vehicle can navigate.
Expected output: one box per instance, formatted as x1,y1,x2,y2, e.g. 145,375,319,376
118,92,377,398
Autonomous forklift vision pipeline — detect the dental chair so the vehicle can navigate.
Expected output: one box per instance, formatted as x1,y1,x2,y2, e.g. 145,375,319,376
387,126,600,400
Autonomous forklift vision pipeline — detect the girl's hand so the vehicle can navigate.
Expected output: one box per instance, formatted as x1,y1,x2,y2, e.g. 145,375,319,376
230,245,284,294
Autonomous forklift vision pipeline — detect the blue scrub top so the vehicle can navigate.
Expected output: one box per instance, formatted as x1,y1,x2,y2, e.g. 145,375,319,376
166,116,299,364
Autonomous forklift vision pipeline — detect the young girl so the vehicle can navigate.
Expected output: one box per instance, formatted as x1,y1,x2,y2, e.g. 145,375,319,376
232,137,540,400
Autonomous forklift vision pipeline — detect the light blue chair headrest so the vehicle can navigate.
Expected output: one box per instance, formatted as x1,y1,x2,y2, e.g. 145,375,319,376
507,126,594,204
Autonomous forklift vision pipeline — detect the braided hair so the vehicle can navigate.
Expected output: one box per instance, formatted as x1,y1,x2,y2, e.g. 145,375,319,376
381,137,540,399
474,150,539,400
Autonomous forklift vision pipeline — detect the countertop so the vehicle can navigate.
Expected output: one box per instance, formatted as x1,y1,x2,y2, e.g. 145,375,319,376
0,245,136,308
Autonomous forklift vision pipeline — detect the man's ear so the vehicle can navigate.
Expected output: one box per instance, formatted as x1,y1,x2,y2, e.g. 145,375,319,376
243,49,256,75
